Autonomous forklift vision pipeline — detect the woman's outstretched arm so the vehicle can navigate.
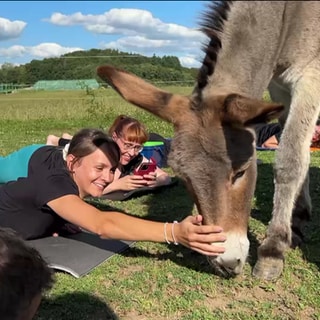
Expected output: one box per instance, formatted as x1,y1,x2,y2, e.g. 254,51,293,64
47,195,226,256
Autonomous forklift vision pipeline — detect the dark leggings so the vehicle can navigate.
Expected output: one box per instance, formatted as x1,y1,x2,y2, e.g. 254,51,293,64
58,138,71,147
0,208,63,240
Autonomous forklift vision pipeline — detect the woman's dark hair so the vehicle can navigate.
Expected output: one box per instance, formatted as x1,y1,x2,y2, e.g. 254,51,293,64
68,128,120,168
0,227,53,320
108,115,148,144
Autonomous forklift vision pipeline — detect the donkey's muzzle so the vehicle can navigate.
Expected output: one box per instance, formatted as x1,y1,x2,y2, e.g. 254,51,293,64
207,256,243,278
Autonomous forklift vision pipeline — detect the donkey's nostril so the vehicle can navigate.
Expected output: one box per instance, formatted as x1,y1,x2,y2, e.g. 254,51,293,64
210,233,249,276
220,257,241,271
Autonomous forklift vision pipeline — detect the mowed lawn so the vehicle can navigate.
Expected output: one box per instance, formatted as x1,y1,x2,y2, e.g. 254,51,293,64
0,88,320,320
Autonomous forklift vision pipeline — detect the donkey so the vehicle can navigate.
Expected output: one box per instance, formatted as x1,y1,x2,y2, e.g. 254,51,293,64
97,1,320,280
97,84,283,275
191,0,320,281
98,63,282,277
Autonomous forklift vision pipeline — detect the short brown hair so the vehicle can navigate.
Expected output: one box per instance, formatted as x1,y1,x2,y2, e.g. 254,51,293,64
68,128,120,168
108,115,148,144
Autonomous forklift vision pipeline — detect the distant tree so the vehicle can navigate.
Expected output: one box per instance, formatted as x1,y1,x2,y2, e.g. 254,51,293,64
161,56,182,69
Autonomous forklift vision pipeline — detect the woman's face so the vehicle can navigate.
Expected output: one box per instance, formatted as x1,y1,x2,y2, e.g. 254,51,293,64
68,148,116,198
114,134,143,165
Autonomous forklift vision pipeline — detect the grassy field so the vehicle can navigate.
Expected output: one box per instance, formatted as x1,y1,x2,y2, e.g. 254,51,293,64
1,88,320,320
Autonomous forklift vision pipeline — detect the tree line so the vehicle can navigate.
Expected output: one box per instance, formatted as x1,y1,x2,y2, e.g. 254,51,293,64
0,49,198,86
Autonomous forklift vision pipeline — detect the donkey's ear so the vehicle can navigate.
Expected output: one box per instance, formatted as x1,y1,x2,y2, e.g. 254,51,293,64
97,65,190,126
222,94,284,125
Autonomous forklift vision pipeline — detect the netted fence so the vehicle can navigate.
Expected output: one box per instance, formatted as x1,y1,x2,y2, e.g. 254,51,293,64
33,79,99,91
0,83,22,94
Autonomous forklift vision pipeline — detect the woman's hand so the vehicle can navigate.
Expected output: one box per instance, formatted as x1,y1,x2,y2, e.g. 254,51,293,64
173,215,226,256
103,174,149,194
117,175,149,190
143,171,157,187
52,223,82,237
143,171,172,188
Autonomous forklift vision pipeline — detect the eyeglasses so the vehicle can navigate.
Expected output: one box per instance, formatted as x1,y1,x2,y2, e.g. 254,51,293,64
118,137,143,153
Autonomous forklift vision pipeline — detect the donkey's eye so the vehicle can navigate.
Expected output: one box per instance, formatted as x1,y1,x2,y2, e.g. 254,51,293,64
235,170,245,179
232,170,245,184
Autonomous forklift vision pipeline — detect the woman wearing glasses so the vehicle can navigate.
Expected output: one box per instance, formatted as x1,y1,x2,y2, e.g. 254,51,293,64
104,115,171,194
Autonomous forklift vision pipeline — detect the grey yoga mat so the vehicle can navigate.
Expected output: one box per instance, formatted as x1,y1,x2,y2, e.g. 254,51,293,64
99,178,178,201
28,232,134,278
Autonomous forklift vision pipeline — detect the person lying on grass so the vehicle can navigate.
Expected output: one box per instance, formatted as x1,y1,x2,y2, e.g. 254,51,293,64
0,128,226,256
47,115,172,195
252,121,320,149
0,115,171,194
0,227,53,320
252,122,282,149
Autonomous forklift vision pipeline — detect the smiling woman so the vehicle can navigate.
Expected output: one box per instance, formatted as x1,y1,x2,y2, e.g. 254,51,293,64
0,127,226,257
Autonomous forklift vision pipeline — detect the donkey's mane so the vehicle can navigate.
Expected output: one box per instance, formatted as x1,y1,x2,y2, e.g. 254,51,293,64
196,1,232,91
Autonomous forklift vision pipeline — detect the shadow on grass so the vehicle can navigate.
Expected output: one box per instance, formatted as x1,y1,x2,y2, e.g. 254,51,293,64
144,177,195,222
123,244,215,274
36,292,118,320
252,161,320,271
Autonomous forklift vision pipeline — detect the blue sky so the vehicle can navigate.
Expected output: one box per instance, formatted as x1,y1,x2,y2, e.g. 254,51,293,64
0,1,209,68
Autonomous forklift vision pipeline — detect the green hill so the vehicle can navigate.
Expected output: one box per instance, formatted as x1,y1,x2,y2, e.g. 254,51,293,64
0,49,198,87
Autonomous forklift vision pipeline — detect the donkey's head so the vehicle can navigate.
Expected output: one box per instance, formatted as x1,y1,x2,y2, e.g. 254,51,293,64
97,65,284,277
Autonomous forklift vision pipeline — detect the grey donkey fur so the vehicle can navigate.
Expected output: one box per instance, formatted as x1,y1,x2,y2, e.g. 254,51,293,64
196,1,320,280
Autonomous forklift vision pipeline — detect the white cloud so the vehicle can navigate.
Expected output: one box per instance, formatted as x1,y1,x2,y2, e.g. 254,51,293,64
0,43,83,59
105,36,173,50
0,45,27,57
0,17,27,41
47,11,104,26
46,9,203,41
99,35,206,67
28,43,83,58
179,55,202,68
47,9,161,32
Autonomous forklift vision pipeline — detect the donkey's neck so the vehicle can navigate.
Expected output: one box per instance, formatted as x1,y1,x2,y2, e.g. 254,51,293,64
201,1,287,99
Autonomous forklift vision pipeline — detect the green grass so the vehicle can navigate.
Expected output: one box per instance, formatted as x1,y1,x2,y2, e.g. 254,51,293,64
1,88,320,320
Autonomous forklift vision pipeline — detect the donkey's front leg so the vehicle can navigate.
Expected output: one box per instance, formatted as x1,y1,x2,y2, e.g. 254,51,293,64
252,173,300,280
253,75,320,280
253,153,311,280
